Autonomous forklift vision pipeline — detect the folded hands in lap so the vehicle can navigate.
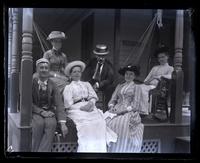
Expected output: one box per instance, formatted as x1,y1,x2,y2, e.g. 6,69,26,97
108,106,128,116
80,101,94,112
41,110,55,118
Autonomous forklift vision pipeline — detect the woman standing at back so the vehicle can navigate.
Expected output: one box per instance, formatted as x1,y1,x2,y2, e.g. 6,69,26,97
43,31,69,93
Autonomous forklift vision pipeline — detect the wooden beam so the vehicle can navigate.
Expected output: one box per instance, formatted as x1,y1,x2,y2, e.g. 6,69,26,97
170,10,184,123
113,9,121,77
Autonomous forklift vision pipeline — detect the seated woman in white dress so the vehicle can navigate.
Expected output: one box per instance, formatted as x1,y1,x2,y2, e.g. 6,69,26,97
139,46,174,115
105,65,144,153
63,60,117,153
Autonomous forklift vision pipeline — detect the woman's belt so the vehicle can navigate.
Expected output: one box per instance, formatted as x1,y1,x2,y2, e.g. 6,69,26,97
74,98,88,104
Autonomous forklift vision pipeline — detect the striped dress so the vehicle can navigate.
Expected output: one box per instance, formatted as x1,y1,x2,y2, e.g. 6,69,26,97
106,81,144,153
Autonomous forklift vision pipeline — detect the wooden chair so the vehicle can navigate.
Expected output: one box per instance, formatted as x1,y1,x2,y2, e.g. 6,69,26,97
54,117,78,143
96,91,106,112
150,77,171,121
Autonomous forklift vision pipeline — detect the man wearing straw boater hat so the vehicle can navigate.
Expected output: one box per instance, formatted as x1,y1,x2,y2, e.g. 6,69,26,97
82,44,114,112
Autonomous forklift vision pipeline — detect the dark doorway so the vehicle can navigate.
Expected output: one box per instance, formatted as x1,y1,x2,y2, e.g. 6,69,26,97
81,13,94,63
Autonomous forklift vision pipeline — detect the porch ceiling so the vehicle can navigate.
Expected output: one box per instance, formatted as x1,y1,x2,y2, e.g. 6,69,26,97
33,8,92,35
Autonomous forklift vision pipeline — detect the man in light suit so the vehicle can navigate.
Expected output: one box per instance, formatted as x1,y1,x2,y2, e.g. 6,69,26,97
32,58,68,152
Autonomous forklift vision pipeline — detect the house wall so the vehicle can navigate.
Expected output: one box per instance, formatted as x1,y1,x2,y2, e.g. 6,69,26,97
22,9,192,92
64,22,82,62
93,9,115,63
93,9,155,84
120,9,154,81
31,9,175,81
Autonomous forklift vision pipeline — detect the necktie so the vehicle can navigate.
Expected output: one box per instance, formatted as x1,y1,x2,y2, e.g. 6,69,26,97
38,80,48,91
93,62,102,81
53,49,61,56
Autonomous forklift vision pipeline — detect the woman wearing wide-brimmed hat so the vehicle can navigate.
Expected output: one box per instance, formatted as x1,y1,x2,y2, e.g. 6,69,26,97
62,60,117,152
105,64,144,153
43,31,69,93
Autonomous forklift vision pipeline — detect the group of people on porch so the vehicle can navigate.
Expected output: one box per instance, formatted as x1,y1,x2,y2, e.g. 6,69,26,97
31,31,174,153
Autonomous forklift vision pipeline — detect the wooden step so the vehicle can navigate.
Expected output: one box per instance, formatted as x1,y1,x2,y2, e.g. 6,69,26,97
175,136,190,153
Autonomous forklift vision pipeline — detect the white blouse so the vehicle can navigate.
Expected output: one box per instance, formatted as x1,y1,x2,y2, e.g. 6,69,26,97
63,80,98,109
144,63,174,86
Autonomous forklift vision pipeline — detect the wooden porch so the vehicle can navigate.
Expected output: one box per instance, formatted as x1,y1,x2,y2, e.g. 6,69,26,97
8,106,190,153
5,8,194,154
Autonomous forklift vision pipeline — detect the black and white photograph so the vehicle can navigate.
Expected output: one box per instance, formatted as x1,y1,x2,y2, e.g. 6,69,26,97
4,7,197,158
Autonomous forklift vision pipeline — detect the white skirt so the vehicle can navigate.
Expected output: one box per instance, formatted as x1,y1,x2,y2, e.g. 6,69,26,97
67,101,117,153
138,84,156,114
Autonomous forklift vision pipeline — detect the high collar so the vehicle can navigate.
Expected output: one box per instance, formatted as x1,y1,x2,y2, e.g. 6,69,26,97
53,47,59,51
52,47,61,53
72,80,81,84
125,81,134,84
97,58,105,64
124,80,134,85
159,63,169,66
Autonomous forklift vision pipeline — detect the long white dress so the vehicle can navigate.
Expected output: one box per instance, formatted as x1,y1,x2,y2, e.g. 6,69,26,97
63,80,117,153
139,63,174,114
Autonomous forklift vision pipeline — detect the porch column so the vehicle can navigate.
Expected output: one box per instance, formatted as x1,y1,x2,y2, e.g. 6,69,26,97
19,8,33,151
7,8,13,149
8,8,13,109
113,9,121,77
170,10,184,123
10,8,20,113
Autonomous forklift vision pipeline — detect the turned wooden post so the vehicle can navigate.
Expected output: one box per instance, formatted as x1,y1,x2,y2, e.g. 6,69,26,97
8,8,13,110
10,8,20,113
18,8,34,151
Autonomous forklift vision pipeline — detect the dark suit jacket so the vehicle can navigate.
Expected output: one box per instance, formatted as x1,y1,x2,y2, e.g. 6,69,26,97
32,77,66,121
82,58,114,91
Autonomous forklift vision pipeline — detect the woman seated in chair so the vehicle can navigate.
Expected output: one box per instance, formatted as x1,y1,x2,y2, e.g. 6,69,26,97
105,64,144,153
139,45,174,116
144,45,174,87
62,60,117,153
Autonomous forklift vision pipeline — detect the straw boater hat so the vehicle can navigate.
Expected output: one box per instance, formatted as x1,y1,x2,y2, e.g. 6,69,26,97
93,44,109,56
47,31,66,40
118,64,140,76
64,61,86,76
36,58,49,67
